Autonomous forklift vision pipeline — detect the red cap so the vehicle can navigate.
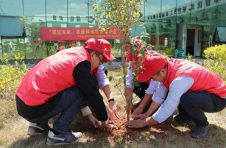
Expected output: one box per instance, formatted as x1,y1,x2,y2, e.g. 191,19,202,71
84,38,115,62
137,52,166,82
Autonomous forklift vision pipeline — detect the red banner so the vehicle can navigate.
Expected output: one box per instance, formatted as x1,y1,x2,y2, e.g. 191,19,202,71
40,27,124,41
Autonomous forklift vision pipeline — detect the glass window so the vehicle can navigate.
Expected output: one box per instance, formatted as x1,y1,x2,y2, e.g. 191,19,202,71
190,4,195,10
214,27,226,43
70,16,74,22
161,0,176,11
24,0,45,16
183,6,187,13
53,15,56,20
68,0,89,16
145,0,161,16
178,8,182,14
76,16,81,22
68,0,90,25
1,0,23,16
198,1,203,9
206,0,211,6
46,0,67,23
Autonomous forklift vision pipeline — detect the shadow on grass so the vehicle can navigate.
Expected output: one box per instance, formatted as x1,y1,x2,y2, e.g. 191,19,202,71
8,119,226,148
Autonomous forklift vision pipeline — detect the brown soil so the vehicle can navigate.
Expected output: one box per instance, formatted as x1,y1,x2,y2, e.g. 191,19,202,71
109,116,139,139
72,113,189,141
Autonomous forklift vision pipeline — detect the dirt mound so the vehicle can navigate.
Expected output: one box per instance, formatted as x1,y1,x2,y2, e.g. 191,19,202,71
71,114,183,141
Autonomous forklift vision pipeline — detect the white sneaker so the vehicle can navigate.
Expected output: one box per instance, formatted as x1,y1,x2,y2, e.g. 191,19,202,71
46,130,82,145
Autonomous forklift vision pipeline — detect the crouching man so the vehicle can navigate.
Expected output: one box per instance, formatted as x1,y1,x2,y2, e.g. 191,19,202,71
16,38,115,145
127,52,226,139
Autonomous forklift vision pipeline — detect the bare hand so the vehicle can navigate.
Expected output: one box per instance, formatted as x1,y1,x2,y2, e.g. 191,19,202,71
132,107,143,117
126,119,148,129
87,114,101,128
100,121,114,131
108,101,120,121
131,113,148,120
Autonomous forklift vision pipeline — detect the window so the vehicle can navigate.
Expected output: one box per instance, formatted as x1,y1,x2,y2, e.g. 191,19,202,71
59,16,63,20
178,8,181,14
174,8,177,14
198,1,202,8
70,16,74,22
206,0,211,6
170,10,173,15
214,27,226,43
76,16,80,22
53,15,56,20
183,6,187,13
166,11,168,16
159,13,161,18
190,4,195,10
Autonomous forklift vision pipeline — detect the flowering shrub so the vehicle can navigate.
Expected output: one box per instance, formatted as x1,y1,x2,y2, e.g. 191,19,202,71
0,54,28,99
203,44,226,81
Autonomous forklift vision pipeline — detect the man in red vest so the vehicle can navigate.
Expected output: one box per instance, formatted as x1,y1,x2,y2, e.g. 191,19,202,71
125,48,166,116
125,39,166,117
127,52,226,138
16,38,115,145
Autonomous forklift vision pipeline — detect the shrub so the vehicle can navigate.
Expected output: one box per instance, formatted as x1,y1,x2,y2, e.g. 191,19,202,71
163,48,176,57
203,44,226,81
0,54,29,99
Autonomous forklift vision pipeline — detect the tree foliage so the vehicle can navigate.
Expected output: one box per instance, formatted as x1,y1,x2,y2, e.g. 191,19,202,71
93,0,143,38
93,0,144,120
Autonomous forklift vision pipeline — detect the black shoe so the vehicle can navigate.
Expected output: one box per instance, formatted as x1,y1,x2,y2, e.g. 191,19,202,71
191,125,209,139
46,130,83,145
28,122,50,136
173,114,192,124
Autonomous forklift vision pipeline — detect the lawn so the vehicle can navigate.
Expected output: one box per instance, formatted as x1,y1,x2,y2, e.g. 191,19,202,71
0,66,225,148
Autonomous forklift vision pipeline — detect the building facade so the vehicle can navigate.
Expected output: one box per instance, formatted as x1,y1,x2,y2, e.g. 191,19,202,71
144,0,226,57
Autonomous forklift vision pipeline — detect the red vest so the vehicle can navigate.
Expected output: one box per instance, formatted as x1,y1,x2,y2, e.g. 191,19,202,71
16,47,90,106
164,59,226,98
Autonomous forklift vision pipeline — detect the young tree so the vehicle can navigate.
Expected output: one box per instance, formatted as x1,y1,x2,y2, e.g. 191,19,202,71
93,0,144,120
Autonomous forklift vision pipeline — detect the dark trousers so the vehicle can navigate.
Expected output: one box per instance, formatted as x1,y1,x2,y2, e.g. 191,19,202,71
16,86,86,133
133,82,151,112
179,91,226,126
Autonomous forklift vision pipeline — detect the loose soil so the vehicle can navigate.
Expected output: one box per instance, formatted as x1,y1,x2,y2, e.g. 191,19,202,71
72,113,191,142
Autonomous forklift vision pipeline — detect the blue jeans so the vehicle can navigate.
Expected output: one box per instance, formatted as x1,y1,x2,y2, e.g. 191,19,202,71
29,86,86,133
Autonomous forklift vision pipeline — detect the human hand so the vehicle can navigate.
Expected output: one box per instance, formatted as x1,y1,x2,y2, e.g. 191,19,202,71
108,100,119,121
131,113,148,120
131,106,143,117
100,121,114,131
87,114,101,128
126,119,148,129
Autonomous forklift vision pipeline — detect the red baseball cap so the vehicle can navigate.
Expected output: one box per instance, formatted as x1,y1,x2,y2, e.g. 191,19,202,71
84,38,115,62
137,52,167,82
